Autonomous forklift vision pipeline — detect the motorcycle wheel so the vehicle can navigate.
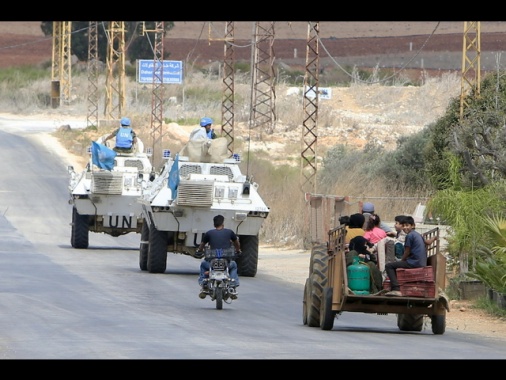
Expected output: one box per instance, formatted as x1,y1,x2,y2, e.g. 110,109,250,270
215,287,223,310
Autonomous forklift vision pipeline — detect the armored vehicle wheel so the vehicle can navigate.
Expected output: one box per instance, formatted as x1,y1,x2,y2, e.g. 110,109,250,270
431,314,446,335
71,206,89,249
147,226,168,273
236,234,258,277
139,219,149,271
70,208,75,248
320,287,336,330
215,288,223,310
397,313,424,332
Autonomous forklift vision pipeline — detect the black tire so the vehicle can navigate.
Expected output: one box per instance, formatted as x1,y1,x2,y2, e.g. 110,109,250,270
71,206,89,249
397,313,424,332
306,275,320,327
303,278,309,325
215,287,223,310
309,242,328,274
320,287,335,330
139,219,149,271
431,314,446,335
307,244,329,327
236,234,258,277
147,226,168,273
70,207,75,248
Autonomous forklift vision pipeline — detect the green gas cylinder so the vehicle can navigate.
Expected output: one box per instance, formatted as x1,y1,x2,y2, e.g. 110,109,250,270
347,256,370,295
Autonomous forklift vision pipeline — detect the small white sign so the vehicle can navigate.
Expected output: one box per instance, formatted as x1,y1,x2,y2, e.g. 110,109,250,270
304,86,332,100
319,87,331,100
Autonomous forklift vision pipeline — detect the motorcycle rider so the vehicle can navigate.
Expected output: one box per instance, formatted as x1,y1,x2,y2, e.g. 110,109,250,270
196,214,241,299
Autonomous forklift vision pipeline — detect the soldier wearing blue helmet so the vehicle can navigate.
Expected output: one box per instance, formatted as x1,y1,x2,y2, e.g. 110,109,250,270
197,117,217,140
200,117,213,127
189,117,218,141
104,117,137,152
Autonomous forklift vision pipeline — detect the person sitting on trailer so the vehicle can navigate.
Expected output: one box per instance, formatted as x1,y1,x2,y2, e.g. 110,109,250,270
346,236,383,294
345,213,366,252
384,216,428,297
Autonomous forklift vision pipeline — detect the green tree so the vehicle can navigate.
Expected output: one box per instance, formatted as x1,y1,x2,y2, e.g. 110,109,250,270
426,151,506,273
375,129,433,192
468,213,506,293
423,96,461,191
425,70,506,191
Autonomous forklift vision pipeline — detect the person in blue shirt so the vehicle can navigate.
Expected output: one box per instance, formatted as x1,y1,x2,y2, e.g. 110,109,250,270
104,117,137,152
196,214,241,299
384,215,429,296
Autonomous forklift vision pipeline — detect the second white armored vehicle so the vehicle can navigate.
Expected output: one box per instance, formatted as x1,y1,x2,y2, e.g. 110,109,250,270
138,137,270,277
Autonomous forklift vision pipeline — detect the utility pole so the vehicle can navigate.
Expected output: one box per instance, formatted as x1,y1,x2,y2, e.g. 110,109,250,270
51,21,72,108
249,22,276,136
459,21,481,275
221,21,235,157
300,21,319,194
86,21,99,128
142,21,165,169
104,21,126,121
460,21,481,120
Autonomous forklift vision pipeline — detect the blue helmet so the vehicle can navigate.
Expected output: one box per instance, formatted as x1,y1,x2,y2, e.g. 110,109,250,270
200,117,213,127
120,117,131,126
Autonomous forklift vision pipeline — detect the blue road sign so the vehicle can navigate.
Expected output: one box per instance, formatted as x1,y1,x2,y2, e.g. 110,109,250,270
138,60,183,84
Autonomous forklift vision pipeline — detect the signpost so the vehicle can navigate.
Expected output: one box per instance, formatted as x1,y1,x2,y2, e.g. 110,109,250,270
138,60,183,84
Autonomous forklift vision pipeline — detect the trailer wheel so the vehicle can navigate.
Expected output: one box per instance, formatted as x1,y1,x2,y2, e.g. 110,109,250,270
397,313,424,332
306,275,320,327
431,314,446,335
139,219,149,271
303,278,309,325
306,244,329,327
320,287,335,330
147,226,168,273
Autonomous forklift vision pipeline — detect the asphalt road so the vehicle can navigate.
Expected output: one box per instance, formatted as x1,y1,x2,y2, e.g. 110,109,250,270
0,116,505,359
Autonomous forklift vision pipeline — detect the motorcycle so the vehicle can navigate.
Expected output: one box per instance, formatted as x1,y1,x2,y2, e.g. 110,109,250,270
200,247,238,310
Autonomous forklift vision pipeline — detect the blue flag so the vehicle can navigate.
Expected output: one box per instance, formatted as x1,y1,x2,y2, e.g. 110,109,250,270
168,153,180,199
91,141,117,171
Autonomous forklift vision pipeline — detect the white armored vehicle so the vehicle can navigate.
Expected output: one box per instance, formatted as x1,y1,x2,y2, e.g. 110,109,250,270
67,135,154,248
138,137,270,277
